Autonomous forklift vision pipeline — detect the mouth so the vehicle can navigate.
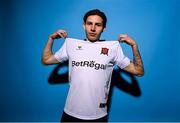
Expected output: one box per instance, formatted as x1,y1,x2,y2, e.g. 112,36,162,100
89,33,96,37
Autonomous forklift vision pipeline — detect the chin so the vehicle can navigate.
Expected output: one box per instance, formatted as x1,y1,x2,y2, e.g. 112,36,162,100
89,39,97,42
88,37,99,42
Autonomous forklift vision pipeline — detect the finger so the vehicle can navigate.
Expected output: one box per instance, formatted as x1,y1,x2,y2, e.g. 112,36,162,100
118,37,127,42
62,32,68,38
57,31,65,38
65,31,68,36
119,39,126,43
57,29,65,33
119,34,128,38
57,30,68,38
50,32,59,39
58,32,65,38
64,32,68,38
61,34,66,39
57,31,64,35
120,34,128,37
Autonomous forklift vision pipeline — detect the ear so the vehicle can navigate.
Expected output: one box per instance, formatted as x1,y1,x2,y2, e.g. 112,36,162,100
102,27,106,32
83,23,85,30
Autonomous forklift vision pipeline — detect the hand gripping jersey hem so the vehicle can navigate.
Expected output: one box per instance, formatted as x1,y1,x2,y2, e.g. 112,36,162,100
64,108,107,120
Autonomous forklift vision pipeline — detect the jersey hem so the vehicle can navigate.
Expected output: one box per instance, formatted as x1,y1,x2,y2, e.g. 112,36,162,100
64,108,107,120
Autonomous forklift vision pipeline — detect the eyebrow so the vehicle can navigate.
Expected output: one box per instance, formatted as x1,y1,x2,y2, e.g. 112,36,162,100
86,21,103,25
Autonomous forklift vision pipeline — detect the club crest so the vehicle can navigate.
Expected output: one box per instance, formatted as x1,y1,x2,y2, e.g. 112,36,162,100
100,48,109,56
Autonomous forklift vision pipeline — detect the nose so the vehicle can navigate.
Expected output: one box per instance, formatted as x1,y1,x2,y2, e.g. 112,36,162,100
91,25,96,32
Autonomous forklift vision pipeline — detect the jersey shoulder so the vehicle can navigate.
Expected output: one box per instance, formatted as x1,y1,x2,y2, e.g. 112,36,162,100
102,40,121,49
65,38,84,44
65,38,79,42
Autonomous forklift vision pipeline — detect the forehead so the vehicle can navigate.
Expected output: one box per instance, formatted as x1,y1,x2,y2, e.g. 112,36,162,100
86,15,103,23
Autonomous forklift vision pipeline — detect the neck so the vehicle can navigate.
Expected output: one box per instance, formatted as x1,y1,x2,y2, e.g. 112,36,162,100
86,38,99,42
85,38,105,42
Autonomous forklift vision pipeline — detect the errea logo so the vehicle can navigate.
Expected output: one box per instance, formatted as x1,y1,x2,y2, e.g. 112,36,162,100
76,45,83,50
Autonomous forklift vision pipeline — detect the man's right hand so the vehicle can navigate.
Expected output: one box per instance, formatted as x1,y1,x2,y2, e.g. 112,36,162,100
41,29,68,65
49,29,68,39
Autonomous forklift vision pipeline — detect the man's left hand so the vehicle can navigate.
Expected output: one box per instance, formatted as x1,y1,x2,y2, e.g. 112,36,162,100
118,34,136,46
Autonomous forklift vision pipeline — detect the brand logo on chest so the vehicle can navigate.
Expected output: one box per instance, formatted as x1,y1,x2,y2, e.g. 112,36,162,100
76,45,83,50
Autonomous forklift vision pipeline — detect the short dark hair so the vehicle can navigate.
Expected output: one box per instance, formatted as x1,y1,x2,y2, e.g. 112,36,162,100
83,9,107,28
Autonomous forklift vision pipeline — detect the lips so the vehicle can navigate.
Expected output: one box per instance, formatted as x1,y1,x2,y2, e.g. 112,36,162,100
89,33,96,37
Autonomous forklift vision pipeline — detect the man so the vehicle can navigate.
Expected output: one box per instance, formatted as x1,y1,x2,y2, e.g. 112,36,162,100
42,9,144,122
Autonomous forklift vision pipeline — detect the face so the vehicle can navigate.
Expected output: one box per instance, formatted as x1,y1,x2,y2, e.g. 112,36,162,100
83,15,105,42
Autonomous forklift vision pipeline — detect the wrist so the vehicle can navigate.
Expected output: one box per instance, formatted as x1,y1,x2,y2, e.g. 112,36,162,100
132,44,138,48
49,36,54,40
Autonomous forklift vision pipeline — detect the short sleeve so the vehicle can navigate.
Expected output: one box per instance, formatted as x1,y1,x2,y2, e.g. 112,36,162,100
114,44,130,69
54,39,68,63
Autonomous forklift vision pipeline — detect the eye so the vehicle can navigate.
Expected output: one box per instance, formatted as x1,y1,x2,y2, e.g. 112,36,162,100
96,23,102,27
87,22,92,25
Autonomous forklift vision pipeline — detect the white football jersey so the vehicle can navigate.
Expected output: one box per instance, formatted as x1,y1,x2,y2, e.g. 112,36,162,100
54,38,130,120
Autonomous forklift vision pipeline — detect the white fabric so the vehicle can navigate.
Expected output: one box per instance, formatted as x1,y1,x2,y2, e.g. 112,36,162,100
54,38,130,120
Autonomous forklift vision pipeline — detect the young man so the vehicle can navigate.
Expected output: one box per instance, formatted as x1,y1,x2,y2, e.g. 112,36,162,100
42,9,144,122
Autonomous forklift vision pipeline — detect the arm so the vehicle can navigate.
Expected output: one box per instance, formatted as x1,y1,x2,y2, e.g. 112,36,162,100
41,29,68,65
118,34,144,76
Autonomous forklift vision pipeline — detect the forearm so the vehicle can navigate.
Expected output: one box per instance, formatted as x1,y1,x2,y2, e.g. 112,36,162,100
131,44,144,75
41,37,54,64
